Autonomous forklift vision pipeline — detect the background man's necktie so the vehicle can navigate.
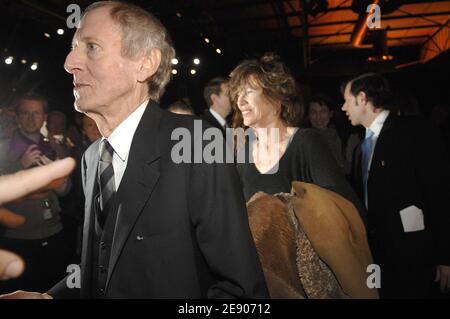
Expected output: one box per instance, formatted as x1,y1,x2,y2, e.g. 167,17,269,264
361,129,374,209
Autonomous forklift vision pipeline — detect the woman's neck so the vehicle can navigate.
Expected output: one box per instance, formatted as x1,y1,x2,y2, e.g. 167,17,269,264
253,119,297,146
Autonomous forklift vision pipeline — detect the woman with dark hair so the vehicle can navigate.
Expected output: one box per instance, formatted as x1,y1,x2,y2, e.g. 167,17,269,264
229,53,365,219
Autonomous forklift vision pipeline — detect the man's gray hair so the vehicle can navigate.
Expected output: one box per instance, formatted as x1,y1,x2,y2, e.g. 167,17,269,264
82,1,175,101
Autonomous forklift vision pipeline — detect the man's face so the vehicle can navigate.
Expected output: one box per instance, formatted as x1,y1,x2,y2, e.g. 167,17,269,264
342,82,364,126
64,6,141,113
47,113,66,135
17,100,47,135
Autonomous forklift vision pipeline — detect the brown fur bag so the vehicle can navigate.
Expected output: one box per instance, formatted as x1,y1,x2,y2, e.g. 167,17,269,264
247,181,378,299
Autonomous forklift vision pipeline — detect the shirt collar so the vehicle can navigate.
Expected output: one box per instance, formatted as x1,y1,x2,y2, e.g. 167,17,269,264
367,110,390,138
209,108,226,127
101,100,148,162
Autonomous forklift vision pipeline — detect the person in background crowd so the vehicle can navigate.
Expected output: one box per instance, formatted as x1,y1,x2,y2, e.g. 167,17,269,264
0,158,76,300
46,111,73,159
0,93,70,293
307,94,345,171
202,77,233,135
0,108,19,172
342,72,450,298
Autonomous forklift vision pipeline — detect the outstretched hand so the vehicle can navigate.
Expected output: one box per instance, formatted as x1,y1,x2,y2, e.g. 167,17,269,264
0,157,76,298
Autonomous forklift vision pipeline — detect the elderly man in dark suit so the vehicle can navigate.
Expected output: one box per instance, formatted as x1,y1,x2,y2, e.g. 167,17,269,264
4,1,268,299
342,73,450,298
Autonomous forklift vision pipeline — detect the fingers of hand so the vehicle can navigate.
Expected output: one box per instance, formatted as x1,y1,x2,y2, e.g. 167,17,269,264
40,155,52,165
26,145,39,153
0,250,25,280
0,290,51,299
0,157,76,205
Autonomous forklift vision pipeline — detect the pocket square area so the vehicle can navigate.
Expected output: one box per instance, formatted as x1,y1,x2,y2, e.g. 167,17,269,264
399,205,425,232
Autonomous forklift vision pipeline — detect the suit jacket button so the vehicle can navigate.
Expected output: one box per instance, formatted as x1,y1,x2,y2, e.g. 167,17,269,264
99,288,104,295
99,265,107,274
136,235,144,241
100,242,106,249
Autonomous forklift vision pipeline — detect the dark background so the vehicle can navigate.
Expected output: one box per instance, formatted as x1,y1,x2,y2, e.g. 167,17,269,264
0,0,449,122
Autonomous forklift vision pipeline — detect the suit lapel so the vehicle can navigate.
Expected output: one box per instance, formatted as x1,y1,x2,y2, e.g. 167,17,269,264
80,140,101,298
105,101,163,289
205,109,225,133
369,112,395,179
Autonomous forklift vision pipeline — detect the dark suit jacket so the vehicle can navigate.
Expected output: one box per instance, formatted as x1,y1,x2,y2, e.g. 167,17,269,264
352,113,450,270
202,109,227,135
49,101,268,298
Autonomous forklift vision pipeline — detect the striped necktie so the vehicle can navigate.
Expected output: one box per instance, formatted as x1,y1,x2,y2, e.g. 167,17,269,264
98,140,116,226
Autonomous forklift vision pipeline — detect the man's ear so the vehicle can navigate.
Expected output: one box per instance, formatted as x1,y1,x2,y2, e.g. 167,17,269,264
137,48,162,82
210,93,219,105
356,91,368,106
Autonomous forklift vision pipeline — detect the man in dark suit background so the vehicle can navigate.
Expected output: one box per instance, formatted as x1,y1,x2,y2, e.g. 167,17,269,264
3,1,268,299
202,77,233,134
342,73,450,298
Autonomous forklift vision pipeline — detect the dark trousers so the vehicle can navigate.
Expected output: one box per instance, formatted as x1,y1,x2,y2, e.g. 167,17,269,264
0,231,67,294
378,262,435,299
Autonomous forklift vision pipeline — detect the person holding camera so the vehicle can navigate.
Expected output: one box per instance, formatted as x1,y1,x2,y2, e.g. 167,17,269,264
0,93,70,294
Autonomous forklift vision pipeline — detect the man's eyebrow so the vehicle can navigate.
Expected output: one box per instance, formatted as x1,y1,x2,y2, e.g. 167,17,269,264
72,36,102,46
80,36,102,43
